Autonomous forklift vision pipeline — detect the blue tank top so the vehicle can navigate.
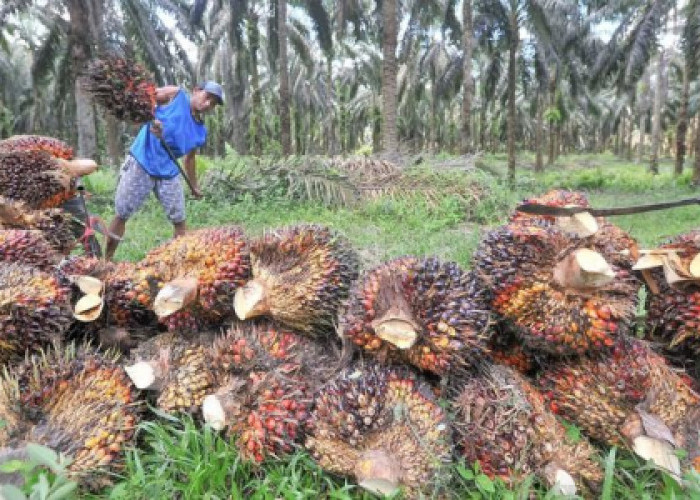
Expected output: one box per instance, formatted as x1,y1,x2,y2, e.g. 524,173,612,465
130,89,207,179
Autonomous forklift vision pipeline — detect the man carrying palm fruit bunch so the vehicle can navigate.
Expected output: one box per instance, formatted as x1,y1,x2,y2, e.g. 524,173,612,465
103,81,224,260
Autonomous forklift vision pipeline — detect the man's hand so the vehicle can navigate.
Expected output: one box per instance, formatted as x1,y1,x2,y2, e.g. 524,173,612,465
151,119,164,138
191,185,204,200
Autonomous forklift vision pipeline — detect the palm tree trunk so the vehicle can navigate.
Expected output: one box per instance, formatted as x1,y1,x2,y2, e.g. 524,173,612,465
693,113,700,185
675,59,690,175
381,0,399,157
637,112,645,163
104,116,122,167
278,0,292,155
507,12,518,185
68,0,96,158
326,55,337,155
461,0,473,154
248,12,263,156
650,51,665,175
535,91,544,172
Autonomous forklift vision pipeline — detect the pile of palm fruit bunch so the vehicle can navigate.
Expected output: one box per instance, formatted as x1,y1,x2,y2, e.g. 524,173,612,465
450,362,602,497
57,256,158,332
0,149,96,209
0,196,77,255
638,229,700,380
535,336,700,476
234,225,359,336
305,364,451,498
122,226,251,332
341,257,492,375
0,343,141,490
124,331,216,415
201,321,340,462
0,228,64,270
472,189,640,356
0,134,74,159
83,55,156,123
0,263,73,364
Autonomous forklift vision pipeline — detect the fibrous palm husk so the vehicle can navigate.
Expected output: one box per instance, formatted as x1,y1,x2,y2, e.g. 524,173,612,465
0,343,141,490
450,363,602,496
342,257,492,375
473,217,639,356
306,364,451,498
234,225,359,336
83,55,156,123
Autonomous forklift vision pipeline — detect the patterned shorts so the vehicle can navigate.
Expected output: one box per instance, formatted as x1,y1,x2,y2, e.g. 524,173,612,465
115,155,185,223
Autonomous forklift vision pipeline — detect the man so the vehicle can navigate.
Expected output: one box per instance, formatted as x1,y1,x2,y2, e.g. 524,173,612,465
104,81,223,260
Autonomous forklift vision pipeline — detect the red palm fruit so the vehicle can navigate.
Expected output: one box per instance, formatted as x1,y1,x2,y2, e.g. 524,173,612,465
134,226,251,333
0,134,74,159
643,230,700,380
535,337,700,476
473,219,639,356
0,150,95,209
125,331,216,416
204,365,313,463
342,257,492,375
450,363,602,496
0,229,63,270
234,225,359,336
83,55,156,123
0,197,77,254
305,364,451,498
0,343,141,490
0,263,72,363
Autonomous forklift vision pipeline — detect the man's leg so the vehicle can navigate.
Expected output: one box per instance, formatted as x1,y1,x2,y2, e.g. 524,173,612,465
108,155,155,260
155,176,187,239
173,220,186,237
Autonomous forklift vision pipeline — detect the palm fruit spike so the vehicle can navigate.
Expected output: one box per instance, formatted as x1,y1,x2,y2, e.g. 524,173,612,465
0,134,74,159
135,226,250,332
305,365,451,498
0,150,97,209
203,365,313,463
0,229,63,271
234,225,359,336
203,321,341,433
0,197,77,254
0,343,140,490
473,221,639,356
642,230,700,378
450,363,602,496
125,331,215,415
83,55,156,123
535,337,700,477
0,263,72,363
342,257,492,375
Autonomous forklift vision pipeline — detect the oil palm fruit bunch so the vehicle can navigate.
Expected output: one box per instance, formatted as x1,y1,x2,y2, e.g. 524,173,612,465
0,344,141,490
125,331,216,415
0,150,96,209
641,230,700,377
0,197,77,254
509,189,592,226
203,365,313,463
486,326,543,376
234,225,359,336
450,363,602,496
342,257,492,375
305,364,451,498
0,134,74,159
0,229,63,270
58,256,157,329
473,219,639,356
83,55,156,123
535,337,700,477
133,226,250,332
0,263,72,363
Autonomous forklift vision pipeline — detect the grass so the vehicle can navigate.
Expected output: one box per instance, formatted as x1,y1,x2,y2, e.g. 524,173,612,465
69,152,700,499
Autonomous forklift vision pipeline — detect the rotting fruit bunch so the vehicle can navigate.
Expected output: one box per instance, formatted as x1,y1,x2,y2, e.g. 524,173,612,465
305,364,451,498
342,257,492,375
0,263,72,364
234,224,359,336
451,363,602,496
83,55,156,123
0,344,140,490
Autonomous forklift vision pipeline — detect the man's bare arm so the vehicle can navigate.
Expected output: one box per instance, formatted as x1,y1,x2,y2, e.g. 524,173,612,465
155,86,181,105
183,151,203,198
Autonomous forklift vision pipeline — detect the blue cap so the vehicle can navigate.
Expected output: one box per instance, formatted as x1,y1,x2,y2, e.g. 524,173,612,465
199,81,224,105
